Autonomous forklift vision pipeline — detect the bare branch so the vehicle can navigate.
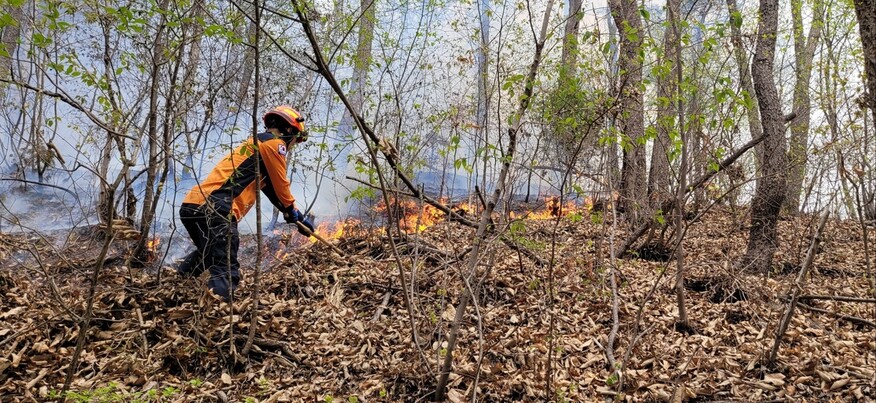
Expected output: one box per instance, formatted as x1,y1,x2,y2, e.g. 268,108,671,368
0,78,135,141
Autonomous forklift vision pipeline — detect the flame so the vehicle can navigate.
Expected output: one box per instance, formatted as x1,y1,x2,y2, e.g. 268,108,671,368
453,201,478,216
401,203,445,233
284,196,594,247
370,196,593,232
309,219,363,243
518,197,587,220
146,237,160,251
375,198,447,234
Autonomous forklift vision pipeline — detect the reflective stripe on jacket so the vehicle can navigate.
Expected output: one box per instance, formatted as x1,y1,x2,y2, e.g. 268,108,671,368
183,132,296,220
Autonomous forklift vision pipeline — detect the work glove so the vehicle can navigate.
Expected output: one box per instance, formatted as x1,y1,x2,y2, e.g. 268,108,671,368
283,207,315,236
297,215,315,236
282,206,299,224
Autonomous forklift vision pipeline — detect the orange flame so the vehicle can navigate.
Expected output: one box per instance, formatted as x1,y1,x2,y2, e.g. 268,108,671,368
146,237,160,251
375,199,447,233
309,219,364,243
288,196,594,244
370,196,593,232
516,197,589,220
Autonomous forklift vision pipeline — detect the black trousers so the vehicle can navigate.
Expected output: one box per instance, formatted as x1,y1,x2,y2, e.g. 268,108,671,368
178,203,240,299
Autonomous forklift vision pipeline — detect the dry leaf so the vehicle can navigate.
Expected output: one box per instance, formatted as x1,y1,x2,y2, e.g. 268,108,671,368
829,378,849,391
446,389,466,403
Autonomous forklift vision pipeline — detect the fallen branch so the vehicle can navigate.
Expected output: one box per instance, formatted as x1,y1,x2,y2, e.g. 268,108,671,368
798,295,876,304
372,290,393,321
24,368,49,392
825,364,876,380
395,240,457,263
233,335,297,358
797,302,876,328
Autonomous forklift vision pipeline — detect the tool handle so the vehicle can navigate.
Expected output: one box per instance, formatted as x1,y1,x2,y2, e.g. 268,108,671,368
295,221,345,255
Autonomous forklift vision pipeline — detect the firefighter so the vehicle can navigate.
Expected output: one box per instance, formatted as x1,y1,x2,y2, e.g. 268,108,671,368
177,105,314,301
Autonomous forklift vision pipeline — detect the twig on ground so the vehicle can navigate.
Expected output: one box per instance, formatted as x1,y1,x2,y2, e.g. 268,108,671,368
798,295,876,304
372,290,392,321
796,302,876,328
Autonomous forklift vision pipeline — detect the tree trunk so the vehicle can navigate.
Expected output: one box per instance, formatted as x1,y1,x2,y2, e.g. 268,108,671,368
474,0,491,194
0,2,23,99
133,0,170,264
561,0,583,78
785,0,824,214
648,0,679,211
667,0,689,331
235,20,257,103
610,0,646,225
726,0,763,160
742,0,788,273
853,0,876,136
336,0,376,167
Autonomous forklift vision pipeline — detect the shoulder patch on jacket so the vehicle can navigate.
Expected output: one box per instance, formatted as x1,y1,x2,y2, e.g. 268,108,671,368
278,144,287,156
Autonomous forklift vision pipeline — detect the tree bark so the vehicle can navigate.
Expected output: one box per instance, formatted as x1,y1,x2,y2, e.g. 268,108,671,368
133,0,170,264
852,0,876,135
785,0,824,214
609,0,646,225
475,0,490,194
648,0,679,211
0,2,23,99
668,0,689,330
742,0,788,273
336,0,376,166
726,0,763,160
560,0,583,78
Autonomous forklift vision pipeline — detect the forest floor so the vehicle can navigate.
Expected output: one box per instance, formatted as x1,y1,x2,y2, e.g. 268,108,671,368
0,208,874,402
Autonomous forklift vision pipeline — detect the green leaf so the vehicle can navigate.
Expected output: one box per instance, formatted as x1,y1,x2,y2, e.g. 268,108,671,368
590,211,603,224
32,31,52,48
730,11,743,28
510,220,526,234
654,209,665,225
0,12,17,28
644,125,657,141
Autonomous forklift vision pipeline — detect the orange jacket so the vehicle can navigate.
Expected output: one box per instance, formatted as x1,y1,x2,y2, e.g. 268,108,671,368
183,132,296,220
